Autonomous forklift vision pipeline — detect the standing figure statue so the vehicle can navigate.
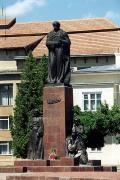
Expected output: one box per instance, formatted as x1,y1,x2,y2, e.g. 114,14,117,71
46,21,71,86
27,109,44,159
66,124,88,165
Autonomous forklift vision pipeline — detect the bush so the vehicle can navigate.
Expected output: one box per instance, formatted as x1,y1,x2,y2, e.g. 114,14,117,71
73,103,120,148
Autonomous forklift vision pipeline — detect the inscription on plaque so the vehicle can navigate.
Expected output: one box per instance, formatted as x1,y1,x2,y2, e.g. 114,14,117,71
47,95,61,104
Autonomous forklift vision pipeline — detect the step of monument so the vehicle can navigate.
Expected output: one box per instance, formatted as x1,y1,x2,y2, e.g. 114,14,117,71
88,160,101,166
0,165,117,173
0,166,27,173
14,158,101,167
47,157,75,166
14,160,47,166
26,166,117,172
6,172,120,180
14,158,75,166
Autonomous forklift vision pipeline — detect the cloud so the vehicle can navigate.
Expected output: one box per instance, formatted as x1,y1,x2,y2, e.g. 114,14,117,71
5,0,46,17
105,11,120,20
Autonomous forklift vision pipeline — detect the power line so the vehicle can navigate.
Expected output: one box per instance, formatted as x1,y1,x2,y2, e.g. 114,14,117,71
0,0,7,39
4,0,7,39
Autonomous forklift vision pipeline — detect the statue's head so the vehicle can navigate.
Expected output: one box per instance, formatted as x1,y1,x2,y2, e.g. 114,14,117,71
52,21,60,31
33,116,40,129
71,124,77,138
78,125,84,134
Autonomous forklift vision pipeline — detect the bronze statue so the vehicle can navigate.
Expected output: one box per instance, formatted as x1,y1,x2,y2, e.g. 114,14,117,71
46,21,71,86
66,124,88,165
27,109,44,159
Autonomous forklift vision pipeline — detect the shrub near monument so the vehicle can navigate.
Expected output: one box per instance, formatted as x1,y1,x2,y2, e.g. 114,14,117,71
73,103,120,148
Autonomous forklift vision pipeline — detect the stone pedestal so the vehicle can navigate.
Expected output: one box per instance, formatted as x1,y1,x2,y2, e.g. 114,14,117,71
43,86,73,159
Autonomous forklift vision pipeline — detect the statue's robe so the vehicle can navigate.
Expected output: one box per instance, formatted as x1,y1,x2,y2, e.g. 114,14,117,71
46,29,71,85
27,117,44,159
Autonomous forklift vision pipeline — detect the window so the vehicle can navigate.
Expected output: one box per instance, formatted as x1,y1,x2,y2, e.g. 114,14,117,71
106,57,109,63
74,59,76,64
0,141,12,155
0,117,9,130
0,85,13,106
90,147,102,152
5,49,8,55
96,57,98,63
84,58,87,64
83,93,101,111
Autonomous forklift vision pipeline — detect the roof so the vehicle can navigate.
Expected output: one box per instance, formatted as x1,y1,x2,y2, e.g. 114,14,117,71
33,30,120,57
0,18,16,29
0,36,44,49
75,64,120,73
0,17,120,55
69,30,120,56
0,18,118,36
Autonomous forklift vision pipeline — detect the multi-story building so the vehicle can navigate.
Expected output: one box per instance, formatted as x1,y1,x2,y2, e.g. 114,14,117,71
0,17,120,164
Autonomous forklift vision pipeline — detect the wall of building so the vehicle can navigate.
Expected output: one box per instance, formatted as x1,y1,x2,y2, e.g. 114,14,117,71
0,49,26,60
72,71,120,165
71,72,120,85
87,144,120,165
0,49,26,71
73,85,114,110
71,56,115,69
72,71,120,108
0,61,17,71
0,79,20,159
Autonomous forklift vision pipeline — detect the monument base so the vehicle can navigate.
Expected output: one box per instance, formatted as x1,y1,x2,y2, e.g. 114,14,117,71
43,85,73,159
1,158,117,173
0,159,117,173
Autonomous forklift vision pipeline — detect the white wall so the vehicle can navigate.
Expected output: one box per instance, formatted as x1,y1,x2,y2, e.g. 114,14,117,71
115,53,120,65
73,86,114,110
0,61,17,71
87,144,120,166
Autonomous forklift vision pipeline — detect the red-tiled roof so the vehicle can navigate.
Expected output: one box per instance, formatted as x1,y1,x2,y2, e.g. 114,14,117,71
33,36,47,57
0,18,118,36
0,18,16,29
0,36,44,49
0,17,119,56
69,30,120,55
33,30,120,56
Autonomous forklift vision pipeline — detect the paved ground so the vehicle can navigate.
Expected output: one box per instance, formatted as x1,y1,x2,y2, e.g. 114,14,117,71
0,172,120,180
0,166,119,180
0,173,21,180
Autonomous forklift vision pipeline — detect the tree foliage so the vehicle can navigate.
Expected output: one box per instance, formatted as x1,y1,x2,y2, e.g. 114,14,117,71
10,53,48,158
73,103,120,148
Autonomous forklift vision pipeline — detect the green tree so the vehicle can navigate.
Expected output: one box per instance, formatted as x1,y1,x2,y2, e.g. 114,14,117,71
10,53,48,158
109,105,120,135
73,102,120,147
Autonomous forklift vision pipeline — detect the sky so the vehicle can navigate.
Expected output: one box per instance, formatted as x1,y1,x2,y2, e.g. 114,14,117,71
0,0,120,26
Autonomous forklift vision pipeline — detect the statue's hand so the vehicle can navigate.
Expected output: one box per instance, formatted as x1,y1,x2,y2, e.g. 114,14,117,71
53,41,61,46
36,132,40,137
49,44,55,49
